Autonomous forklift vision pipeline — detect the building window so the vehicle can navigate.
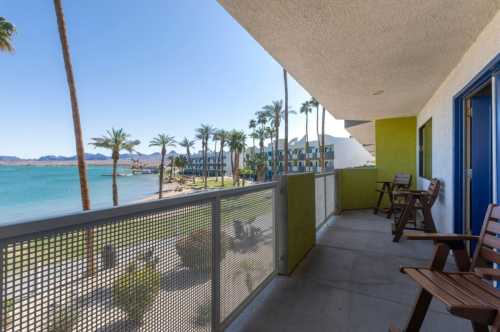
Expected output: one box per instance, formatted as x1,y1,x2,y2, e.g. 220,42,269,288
419,119,432,179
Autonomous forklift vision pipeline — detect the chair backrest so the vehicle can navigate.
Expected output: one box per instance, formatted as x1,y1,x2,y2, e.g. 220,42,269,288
393,173,412,189
472,204,500,270
425,178,441,207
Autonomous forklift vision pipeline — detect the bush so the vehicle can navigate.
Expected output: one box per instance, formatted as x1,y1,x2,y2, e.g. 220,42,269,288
193,300,211,326
47,304,80,332
112,263,160,325
175,229,231,272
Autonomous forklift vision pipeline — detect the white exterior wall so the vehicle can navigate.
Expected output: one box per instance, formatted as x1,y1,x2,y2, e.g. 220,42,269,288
416,11,500,233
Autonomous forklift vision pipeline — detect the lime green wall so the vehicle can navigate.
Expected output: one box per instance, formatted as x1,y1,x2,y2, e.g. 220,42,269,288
375,117,417,191
286,173,316,274
339,167,377,210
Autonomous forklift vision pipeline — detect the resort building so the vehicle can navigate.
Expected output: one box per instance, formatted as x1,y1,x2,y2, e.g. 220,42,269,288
261,135,373,176
182,150,234,177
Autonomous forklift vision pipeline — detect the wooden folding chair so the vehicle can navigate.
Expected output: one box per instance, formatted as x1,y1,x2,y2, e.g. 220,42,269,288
374,173,412,217
390,204,500,332
391,179,440,242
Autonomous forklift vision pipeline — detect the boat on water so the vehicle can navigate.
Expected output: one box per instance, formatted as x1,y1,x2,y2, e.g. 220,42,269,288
101,173,133,177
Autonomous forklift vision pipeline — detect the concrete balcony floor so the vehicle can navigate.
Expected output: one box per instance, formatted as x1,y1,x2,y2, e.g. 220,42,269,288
228,210,470,332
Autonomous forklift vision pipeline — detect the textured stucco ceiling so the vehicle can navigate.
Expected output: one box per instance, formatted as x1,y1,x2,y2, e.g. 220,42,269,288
218,0,500,120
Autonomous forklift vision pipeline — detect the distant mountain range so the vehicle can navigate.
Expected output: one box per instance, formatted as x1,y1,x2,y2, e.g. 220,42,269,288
0,151,178,162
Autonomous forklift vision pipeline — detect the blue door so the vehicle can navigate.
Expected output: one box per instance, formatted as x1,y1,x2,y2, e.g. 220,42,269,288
470,95,492,251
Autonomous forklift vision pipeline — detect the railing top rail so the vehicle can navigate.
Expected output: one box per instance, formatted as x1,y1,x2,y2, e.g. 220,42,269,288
314,171,337,177
0,181,278,241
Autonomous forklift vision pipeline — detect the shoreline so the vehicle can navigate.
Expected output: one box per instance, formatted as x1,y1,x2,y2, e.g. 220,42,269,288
0,160,157,167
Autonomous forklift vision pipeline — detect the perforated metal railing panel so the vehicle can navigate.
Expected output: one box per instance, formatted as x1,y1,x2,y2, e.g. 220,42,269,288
0,183,277,332
315,177,326,228
1,200,214,332
219,189,274,323
325,174,335,216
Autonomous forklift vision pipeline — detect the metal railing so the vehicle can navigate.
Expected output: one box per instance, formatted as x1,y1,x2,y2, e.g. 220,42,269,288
0,182,278,332
315,172,337,229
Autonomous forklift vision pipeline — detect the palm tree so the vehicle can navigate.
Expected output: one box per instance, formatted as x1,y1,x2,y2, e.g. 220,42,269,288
0,17,15,53
256,110,268,130
228,130,247,186
53,0,94,276
255,127,266,155
212,129,219,182
300,101,312,171
248,119,257,155
195,124,213,189
215,129,228,186
283,69,289,175
265,126,275,177
149,134,175,199
263,100,283,178
310,97,321,170
90,128,140,206
179,137,195,183
321,106,326,171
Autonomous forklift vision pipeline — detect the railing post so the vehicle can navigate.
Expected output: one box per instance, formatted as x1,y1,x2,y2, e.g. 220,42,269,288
211,195,221,332
324,174,328,220
0,241,3,332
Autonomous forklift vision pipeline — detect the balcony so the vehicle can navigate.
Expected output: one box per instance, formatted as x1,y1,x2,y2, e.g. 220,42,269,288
227,210,468,332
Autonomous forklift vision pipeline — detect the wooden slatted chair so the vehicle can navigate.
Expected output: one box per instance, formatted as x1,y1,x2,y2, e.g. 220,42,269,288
391,179,441,242
374,173,412,217
390,204,500,332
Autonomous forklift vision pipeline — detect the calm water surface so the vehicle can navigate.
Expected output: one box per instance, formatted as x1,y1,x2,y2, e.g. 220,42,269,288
0,165,159,224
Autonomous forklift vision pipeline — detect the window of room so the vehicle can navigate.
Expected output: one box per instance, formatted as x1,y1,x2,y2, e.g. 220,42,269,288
419,118,432,179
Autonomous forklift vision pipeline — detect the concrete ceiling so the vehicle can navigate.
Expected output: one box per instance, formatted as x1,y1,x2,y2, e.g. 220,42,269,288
218,0,500,120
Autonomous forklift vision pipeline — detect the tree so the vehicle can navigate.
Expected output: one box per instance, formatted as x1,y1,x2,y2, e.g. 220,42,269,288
175,155,187,175
228,130,246,186
195,125,213,189
321,106,326,171
53,0,94,276
90,128,140,206
212,129,219,182
0,17,15,53
255,110,268,130
283,69,289,175
255,128,266,155
263,100,283,178
265,126,275,177
215,129,228,186
149,134,175,199
300,101,312,171
179,137,195,183
248,119,257,156
310,97,321,171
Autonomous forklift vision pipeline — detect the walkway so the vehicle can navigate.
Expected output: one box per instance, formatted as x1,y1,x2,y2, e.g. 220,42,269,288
228,210,470,332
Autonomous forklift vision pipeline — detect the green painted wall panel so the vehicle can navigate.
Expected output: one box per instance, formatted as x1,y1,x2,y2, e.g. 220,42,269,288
339,167,377,210
286,173,316,274
375,117,417,207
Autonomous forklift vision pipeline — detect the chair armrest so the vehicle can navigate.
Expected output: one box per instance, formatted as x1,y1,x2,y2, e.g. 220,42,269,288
405,233,479,242
474,268,500,281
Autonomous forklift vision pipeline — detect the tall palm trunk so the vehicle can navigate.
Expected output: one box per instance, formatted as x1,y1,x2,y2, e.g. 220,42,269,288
214,142,218,182
53,0,94,276
219,144,225,186
112,153,119,206
316,104,320,171
203,142,208,189
305,113,309,172
233,151,240,186
270,135,275,177
230,149,234,183
187,150,194,184
275,116,279,178
158,147,165,199
284,69,289,175
321,106,326,171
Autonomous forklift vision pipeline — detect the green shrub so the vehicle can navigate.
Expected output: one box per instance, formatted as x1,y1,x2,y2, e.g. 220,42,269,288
175,229,231,272
47,305,80,332
112,263,160,325
193,300,211,326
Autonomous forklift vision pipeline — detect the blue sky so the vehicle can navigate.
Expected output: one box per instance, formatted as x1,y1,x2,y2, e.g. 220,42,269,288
1,0,348,158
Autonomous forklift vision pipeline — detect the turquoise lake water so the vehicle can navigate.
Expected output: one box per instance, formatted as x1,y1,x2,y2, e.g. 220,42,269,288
0,165,159,224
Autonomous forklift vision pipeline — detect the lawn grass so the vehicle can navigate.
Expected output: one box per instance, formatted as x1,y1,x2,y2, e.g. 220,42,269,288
187,177,237,190
4,188,273,272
